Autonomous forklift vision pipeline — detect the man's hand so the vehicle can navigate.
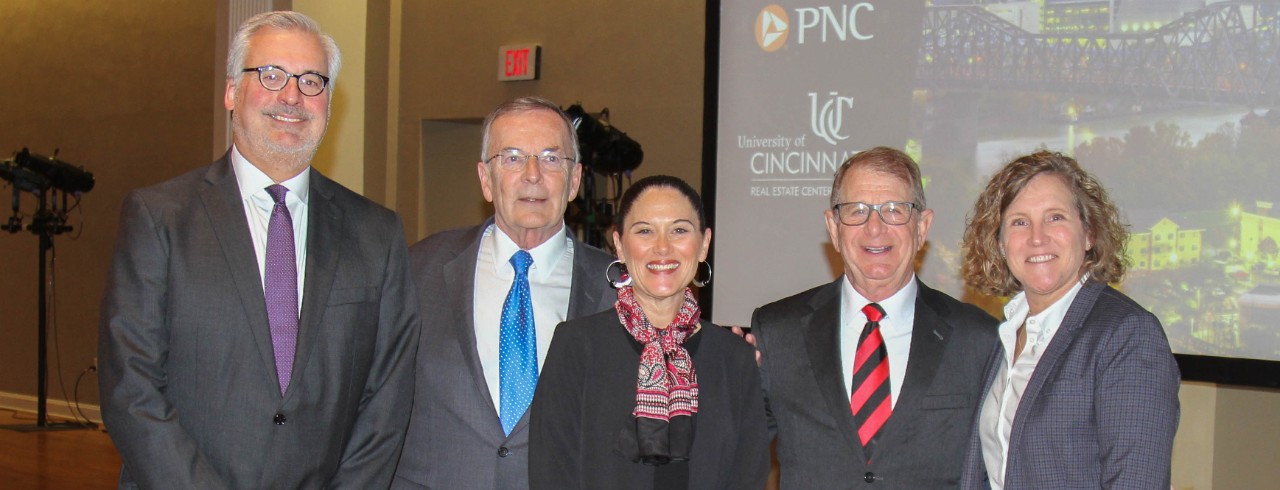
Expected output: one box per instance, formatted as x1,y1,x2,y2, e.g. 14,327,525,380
729,326,762,366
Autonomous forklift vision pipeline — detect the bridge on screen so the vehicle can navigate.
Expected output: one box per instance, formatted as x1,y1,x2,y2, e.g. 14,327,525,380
917,2,1280,106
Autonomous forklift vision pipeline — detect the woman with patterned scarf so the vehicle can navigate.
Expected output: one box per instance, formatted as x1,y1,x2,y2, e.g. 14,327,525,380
529,175,769,489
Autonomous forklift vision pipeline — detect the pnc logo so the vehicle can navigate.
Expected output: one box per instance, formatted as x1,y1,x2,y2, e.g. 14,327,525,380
755,5,789,52
756,3,876,52
810,92,855,145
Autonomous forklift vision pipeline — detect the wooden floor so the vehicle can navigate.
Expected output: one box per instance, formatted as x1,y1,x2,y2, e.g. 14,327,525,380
0,410,778,489
0,411,121,489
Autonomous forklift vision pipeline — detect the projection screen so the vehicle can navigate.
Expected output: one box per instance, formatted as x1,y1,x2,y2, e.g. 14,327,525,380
713,1,1280,385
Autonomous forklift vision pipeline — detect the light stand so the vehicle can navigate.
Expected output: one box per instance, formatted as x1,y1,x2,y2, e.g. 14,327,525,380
564,105,644,250
0,149,95,432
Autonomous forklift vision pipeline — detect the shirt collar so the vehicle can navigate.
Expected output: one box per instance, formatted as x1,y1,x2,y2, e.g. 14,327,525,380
1002,275,1088,342
230,145,310,205
490,222,569,281
841,274,918,326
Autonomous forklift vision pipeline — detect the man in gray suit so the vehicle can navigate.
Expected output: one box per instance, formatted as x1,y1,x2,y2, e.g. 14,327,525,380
99,11,419,489
752,147,998,489
392,97,616,489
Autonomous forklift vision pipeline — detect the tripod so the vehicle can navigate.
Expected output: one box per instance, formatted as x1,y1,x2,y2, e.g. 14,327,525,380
1,184,94,432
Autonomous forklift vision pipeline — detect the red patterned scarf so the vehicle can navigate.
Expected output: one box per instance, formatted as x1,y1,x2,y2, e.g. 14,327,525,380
615,283,701,422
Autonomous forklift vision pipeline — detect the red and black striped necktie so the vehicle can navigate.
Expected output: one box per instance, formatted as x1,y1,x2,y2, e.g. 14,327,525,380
850,302,891,461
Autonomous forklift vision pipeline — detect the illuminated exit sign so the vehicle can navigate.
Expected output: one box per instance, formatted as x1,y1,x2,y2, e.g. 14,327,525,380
498,44,541,81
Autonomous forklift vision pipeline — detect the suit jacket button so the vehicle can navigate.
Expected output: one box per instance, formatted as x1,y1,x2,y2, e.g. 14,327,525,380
497,446,510,457
864,472,875,483
273,413,286,425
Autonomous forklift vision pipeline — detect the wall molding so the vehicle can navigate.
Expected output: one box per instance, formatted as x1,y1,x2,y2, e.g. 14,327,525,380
0,390,101,425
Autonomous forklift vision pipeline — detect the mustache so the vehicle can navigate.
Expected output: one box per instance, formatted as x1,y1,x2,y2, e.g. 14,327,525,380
261,105,313,120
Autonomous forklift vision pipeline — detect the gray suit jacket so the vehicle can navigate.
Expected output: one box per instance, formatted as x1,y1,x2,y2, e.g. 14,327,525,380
753,278,998,489
98,156,421,489
959,281,1180,489
392,219,617,490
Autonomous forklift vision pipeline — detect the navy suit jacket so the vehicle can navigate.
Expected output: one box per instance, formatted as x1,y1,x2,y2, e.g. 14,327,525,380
959,281,1181,489
753,278,998,489
392,219,617,490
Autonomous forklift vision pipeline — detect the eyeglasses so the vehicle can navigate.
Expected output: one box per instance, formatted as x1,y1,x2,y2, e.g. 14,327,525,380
831,201,918,226
485,149,575,172
241,65,330,97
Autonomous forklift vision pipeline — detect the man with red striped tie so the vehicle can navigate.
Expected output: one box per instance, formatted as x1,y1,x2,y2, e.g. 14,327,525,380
751,147,998,489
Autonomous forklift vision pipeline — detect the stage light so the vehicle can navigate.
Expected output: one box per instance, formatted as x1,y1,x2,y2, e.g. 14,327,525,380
565,104,644,175
12,148,95,194
0,159,49,193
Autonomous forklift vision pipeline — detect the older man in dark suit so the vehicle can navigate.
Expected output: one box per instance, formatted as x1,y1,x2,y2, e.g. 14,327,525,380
392,97,616,490
752,147,998,489
98,11,419,489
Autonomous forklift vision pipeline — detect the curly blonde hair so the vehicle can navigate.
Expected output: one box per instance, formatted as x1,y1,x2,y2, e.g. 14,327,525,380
961,151,1129,297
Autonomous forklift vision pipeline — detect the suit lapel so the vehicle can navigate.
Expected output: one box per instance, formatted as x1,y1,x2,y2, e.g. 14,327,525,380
290,170,341,402
1007,281,1104,462
804,281,864,455
446,222,497,420
880,282,951,443
198,157,279,394
565,234,604,319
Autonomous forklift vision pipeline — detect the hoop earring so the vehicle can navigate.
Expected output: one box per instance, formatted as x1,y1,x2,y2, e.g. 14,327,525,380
692,261,713,288
605,260,632,289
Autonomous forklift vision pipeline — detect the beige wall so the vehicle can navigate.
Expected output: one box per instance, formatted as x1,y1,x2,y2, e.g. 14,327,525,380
1208,385,1280,489
295,0,368,193
0,0,215,407
394,0,706,241
1172,383,1280,490
1174,382,1216,490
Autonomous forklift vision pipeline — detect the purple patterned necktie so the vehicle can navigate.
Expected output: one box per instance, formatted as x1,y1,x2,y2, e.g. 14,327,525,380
265,184,298,394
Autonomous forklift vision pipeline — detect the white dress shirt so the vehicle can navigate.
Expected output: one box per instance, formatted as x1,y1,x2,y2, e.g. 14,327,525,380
980,278,1086,490
231,146,308,312
839,275,918,407
473,223,576,411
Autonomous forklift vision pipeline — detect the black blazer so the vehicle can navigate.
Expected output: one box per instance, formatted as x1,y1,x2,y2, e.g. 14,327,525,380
753,278,998,489
529,309,771,490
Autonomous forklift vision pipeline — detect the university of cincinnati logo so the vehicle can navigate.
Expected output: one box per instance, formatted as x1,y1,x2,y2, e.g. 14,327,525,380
811,92,854,145
755,5,789,52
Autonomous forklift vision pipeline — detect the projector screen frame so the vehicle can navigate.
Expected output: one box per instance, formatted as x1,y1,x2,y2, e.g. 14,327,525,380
704,1,1280,390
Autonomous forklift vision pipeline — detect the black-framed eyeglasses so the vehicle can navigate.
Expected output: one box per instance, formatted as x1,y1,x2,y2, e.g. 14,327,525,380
241,65,330,97
832,201,918,226
485,149,576,172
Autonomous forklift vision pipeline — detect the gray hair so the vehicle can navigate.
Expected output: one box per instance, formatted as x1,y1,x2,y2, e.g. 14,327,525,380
479,97,580,162
829,146,927,209
226,11,342,93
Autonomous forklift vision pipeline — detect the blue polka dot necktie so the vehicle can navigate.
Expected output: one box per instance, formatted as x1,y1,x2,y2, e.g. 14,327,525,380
499,250,536,436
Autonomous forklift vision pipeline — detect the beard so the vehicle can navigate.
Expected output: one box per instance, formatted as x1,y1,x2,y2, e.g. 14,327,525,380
230,104,327,176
